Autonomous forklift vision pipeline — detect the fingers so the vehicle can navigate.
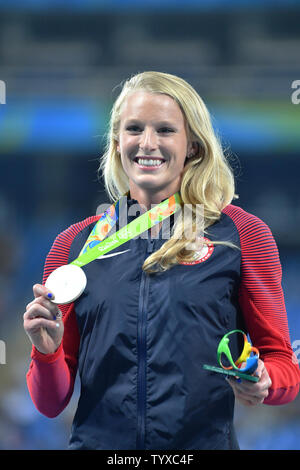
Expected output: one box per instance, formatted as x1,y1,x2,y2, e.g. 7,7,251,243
227,379,268,406
24,284,62,330
226,359,272,407
24,315,61,333
26,302,59,321
23,284,64,355
33,283,54,300
26,296,60,320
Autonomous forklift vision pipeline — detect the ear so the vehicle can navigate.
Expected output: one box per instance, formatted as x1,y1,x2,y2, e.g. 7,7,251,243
187,141,199,158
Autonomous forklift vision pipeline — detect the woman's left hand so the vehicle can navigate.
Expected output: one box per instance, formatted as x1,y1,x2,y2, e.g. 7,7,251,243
226,359,272,406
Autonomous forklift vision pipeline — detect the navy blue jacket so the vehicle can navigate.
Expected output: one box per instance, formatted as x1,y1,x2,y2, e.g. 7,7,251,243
69,197,243,450
27,196,300,449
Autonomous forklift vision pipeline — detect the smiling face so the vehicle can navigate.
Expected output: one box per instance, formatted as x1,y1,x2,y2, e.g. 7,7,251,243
117,91,193,204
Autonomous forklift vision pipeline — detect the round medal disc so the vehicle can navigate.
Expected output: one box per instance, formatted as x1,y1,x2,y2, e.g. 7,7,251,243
45,264,87,305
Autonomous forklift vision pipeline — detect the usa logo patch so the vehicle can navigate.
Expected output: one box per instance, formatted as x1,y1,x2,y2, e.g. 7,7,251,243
179,238,214,265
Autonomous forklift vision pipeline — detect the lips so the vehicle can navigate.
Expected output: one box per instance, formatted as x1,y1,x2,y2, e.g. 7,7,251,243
133,157,166,171
133,156,166,163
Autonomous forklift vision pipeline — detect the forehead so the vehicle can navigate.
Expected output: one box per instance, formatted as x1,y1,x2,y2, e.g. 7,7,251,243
120,91,185,124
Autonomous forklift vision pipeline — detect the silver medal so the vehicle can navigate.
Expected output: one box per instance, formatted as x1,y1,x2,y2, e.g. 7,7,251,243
45,264,87,304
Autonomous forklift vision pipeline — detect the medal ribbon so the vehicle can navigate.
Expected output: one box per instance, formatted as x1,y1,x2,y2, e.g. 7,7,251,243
70,192,182,268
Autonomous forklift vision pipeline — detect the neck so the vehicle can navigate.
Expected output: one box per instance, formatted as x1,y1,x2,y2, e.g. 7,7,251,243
129,187,177,211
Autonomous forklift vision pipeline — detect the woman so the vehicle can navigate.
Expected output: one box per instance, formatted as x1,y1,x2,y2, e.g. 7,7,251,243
24,71,300,450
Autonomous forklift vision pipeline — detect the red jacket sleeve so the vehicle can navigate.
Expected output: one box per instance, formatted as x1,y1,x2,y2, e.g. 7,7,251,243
26,216,99,417
223,204,300,405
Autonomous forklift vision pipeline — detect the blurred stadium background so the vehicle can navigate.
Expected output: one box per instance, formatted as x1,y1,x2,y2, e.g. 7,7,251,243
0,0,300,450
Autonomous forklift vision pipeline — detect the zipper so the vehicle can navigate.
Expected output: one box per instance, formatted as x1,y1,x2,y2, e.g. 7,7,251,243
136,237,155,450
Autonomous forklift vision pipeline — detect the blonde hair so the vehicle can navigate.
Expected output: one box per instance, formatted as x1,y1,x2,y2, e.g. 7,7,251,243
98,71,238,273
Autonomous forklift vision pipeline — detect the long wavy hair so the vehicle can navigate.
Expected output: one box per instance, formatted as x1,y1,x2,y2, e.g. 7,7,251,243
98,71,238,273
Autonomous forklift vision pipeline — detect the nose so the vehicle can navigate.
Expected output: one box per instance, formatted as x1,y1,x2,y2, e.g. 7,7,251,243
139,127,158,153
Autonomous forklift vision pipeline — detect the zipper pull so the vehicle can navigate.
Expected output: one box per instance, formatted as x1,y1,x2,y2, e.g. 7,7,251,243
147,238,155,254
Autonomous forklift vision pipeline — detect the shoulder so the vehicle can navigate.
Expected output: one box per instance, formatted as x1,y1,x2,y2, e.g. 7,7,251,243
42,215,101,284
222,204,281,272
55,215,101,246
222,203,275,243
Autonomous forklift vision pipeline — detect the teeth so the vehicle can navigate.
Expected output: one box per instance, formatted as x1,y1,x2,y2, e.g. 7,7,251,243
136,158,164,166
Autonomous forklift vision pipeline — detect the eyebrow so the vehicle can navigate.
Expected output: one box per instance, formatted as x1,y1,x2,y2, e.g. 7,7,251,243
123,119,179,128
156,121,178,128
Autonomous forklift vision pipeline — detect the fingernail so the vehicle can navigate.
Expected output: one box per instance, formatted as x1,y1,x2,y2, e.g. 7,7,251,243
236,378,242,383
47,293,53,299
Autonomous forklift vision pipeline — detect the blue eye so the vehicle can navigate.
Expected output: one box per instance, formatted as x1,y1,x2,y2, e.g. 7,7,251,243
126,125,141,132
158,127,174,133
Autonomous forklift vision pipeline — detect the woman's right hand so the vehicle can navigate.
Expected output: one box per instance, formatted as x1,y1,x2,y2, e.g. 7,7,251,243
23,284,64,355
